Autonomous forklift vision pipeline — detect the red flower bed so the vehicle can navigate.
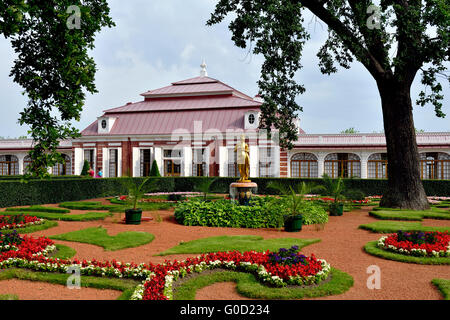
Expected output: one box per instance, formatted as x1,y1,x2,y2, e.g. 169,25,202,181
0,215,43,230
378,231,450,257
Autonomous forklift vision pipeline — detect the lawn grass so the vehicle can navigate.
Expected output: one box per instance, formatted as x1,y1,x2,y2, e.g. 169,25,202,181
0,294,18,300
364,241,450,265
431,279,450,300
1,211,112,221
156,235,320,256
1,220,58,234
369,210,450,221
49,227,155,251
52,244,77,260
0,268,139,300
5,206,70,214
358,221,450,233
173,268,353,300
59,200,173,213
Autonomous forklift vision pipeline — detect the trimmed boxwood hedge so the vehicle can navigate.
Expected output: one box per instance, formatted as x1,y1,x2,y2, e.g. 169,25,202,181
0,176,449,207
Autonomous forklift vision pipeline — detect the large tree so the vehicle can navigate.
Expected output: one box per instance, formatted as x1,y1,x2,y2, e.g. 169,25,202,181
207,0,449,210
0,0,114,178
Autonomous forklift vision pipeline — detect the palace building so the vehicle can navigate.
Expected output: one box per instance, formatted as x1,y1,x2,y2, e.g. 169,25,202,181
1,62,450,180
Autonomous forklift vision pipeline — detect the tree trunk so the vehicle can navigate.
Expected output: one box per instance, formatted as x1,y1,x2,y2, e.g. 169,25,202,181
377,80,429,210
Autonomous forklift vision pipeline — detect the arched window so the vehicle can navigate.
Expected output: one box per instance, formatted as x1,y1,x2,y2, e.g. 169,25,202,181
23,155,32,174
52,154,71,176
324,153,361,178
290,153,318,178
419,152,450,180
368,153,388,179
0,155,19,176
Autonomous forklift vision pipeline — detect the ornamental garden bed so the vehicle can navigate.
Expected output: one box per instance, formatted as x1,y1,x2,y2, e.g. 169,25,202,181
0,215,45,231
0,233,352,300
364,231,450,265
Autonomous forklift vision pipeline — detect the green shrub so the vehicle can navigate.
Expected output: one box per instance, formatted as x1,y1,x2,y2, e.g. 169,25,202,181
149,160,161,177
343,189,366,201
81,160,90,176
297,201,329,225
174,198,286,229
0,176,449,208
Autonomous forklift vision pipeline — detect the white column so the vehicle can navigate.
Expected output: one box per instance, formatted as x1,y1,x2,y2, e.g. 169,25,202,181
249,145,258,178
74,148,83,175
218,146,228,177
102,148,108,178
317,152,326,178
183,146,192,177
132,147,140,177
17,154,25,175
360,152,370,179
273,146,281,177
117,148,122,177
154,147,163,176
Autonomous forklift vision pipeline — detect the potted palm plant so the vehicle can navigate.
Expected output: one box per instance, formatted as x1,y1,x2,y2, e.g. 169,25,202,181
194,177,218,202
267,181,315,232
319,174,346,216
122,176,155,225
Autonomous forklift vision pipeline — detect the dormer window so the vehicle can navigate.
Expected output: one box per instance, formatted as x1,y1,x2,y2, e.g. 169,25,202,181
97,116,116,134
244,111,259,129
248,114,255,125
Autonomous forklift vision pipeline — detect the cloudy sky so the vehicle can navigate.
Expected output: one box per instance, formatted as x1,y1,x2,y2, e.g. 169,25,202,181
0,0,448,138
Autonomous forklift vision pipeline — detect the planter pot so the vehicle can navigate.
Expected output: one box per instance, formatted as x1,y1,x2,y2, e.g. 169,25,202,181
329,203,344,216
284,215,303,232
125,208,142,225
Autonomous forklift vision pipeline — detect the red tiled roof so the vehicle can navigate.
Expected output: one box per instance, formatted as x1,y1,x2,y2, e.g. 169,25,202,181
81,108,256,136
104,95,261,113
140,76,253,100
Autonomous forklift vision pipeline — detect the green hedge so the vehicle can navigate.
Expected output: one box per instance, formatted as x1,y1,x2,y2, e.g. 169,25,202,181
0,176,449,208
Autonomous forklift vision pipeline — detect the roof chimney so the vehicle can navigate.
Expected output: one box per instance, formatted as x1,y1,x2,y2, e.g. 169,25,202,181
200,59,208,77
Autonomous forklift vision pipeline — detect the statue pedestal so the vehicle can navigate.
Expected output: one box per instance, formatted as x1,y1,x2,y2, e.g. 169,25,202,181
230,182,258,206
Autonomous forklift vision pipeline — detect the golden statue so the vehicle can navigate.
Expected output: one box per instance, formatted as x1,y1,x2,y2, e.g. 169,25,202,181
234,134,250,182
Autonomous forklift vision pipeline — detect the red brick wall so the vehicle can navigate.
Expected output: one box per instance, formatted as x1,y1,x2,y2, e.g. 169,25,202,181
280,150,288,177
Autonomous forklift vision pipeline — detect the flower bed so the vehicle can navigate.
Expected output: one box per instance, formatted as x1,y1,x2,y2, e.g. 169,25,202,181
0,236,331,301
377,231,450,257
0,215,44,231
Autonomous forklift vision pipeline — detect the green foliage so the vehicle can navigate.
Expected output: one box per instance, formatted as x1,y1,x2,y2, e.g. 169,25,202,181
340,127,359,134
2,211,111,221
0,176,450,208
5,206,70,213
432,279,450,300
149,160,161,177
343,189,366,201
317,174,346,203
174,196,327,229
194,177,218,201
174,198,286,229
121,176,157,210
173,269,353,300
207,1,450,148
358,221,450,233
0,220,58,235
0,1,115,178
52,244,77,260
157,235,320,256
81,160,90,176
364,241,450,265
369,209,450,221
49,227,155,251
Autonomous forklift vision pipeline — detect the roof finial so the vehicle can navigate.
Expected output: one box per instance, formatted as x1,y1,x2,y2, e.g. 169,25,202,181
200,59,208,77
